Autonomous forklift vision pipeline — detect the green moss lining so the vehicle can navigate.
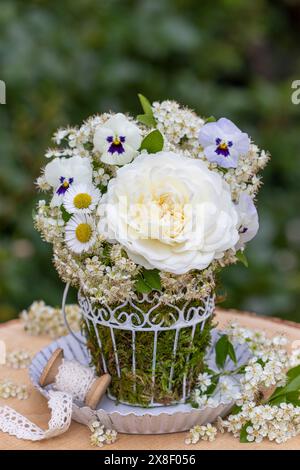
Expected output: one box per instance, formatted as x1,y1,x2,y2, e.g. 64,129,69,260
82,302,214,407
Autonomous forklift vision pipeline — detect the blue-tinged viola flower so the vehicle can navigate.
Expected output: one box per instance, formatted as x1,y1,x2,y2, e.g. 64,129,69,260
198,118,250,168
93,113,142,166
235,192,259,251
44,156,93,207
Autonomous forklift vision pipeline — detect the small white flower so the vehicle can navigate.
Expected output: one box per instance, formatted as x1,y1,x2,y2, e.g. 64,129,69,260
63,183,101,214
198,117,250,168
235,192,259,250
44,156,93,206
197,372,212,392
65,214,96,254
93,113,142,166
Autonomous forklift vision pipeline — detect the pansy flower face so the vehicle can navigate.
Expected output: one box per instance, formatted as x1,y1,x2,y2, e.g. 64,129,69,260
235,192,259,250
198,118,250,168
93,113,142,166
44,156,93,206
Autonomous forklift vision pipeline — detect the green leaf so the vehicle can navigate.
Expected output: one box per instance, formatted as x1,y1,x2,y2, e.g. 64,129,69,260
137,114,156,128
135,276,152,294
142,269,161,291
236,250,249,267
240,421,252,443
140,129,164,153
137,94,157,128
287,365,300,381
205,376,219,396
205,116,216,123
138,94,153,116
215,334,237,369
268,366,300,402
228,341,237,364
61,206,71,222
215,334,229,369
230,404,242,415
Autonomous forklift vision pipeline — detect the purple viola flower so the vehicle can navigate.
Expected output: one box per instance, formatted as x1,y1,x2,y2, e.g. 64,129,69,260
198,118,250,168
235,192,259,250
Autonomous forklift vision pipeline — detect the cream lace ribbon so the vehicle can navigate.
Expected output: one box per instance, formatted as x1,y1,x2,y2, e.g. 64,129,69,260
0,391,73,441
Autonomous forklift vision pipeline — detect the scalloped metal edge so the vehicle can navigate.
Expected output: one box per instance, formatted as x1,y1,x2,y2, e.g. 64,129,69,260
29,330,250,434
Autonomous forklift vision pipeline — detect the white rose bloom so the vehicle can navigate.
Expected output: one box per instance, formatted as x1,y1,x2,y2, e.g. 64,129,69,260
98,151,239,274
93,113,142,166
44,156,93,207
235,192,259,250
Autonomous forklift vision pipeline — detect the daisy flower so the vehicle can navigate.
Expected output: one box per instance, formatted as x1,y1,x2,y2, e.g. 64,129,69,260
65,214,96,254
198,118,250,168
63,183,101,214
93,113,142,166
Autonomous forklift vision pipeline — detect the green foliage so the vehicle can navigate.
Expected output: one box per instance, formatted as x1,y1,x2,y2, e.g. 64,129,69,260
1,0,300,322
215,334,237,369
137,93,157,128
135,268,162,294
268,365,300,406
140,129,164,153
236,250,249,268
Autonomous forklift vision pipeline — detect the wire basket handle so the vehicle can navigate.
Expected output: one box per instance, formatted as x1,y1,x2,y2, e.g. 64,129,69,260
62,282,86,345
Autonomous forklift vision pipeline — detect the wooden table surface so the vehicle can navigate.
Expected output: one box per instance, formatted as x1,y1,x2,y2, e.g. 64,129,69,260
0,309,299,450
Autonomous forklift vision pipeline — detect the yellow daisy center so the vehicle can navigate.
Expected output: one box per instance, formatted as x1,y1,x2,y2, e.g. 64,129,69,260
75,223,92,243
73,193,92,209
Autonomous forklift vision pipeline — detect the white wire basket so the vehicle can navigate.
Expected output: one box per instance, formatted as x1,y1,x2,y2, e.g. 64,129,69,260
62,283,215,407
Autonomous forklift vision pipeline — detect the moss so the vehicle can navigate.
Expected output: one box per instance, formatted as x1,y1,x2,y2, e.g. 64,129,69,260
82,300,214,407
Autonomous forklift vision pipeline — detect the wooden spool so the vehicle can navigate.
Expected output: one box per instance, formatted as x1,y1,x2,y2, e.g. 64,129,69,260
39,347,111,410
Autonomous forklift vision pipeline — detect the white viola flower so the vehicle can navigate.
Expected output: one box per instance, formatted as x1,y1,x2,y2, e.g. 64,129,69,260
98,151,239,274
44,156,93,207
198,118,250,168
63,183,101,214
235,192,259,250
93,113,142,166
65,213,96,254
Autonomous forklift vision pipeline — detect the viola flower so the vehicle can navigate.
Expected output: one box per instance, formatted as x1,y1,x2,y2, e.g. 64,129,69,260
235,192,259,250
198,118,250,168
63,183,101,214
65,213,96,253
44,156,93,206
93,113,142,166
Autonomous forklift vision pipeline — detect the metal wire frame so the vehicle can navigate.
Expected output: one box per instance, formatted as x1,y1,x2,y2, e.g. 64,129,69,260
62,282,214,406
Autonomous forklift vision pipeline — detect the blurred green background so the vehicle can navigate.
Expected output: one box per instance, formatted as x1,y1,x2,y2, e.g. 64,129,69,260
1,0,300,323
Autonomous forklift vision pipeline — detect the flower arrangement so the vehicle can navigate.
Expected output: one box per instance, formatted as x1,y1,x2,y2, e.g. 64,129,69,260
34,95,269,406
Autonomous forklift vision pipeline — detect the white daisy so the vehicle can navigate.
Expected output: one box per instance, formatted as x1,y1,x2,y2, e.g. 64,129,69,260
63,183,101,214
65,214,96,254
93,113,142,166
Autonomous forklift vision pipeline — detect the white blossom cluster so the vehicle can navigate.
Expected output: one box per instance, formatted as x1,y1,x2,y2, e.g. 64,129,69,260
188,322,300,446
0,379,29,400
6,350,31,369
219,402,300,444
21,300,81,339
185,423,218,444
88,420,117,447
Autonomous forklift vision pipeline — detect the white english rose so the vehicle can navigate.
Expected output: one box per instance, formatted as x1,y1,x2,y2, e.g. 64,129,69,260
98,151,239,274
